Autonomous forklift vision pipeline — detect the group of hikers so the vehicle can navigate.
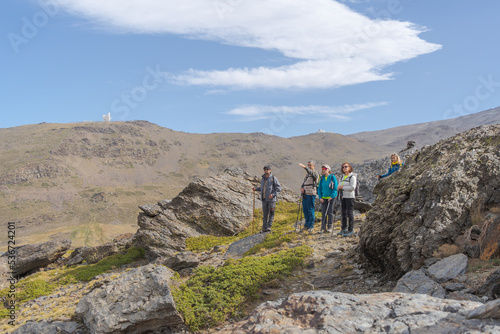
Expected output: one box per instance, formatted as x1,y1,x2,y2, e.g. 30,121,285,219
252,153,404,236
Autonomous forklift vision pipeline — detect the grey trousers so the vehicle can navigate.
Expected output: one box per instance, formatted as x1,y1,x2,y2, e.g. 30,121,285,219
262,201,276,231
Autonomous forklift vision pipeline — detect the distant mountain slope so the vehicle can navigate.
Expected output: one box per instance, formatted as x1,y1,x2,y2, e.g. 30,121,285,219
1,107,498,249
0,121,388,249
349,107,500,149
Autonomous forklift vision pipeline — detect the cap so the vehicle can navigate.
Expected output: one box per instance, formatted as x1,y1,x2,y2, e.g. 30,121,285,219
321,164,331,170
263,165,271,170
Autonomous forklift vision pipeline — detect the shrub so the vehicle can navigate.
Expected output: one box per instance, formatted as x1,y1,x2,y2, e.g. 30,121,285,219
172,245,312,332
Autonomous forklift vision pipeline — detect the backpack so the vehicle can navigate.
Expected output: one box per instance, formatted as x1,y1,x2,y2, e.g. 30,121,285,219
344,173,361,199
350,174,361,199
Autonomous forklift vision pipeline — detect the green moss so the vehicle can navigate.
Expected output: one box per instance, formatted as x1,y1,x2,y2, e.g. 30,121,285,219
0,247,146,319
0,278,55,319
58,246,145,284
172,245,312,331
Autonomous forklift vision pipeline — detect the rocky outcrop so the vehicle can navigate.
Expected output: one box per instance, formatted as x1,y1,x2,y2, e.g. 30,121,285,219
394,269,447,298
358,125,500,278
12,320,88,334
67,238,132,266
134,168,277,260
477,269,500,300
392,254,486,302
76,264,183,334
3,239,71,276
216,290,500,333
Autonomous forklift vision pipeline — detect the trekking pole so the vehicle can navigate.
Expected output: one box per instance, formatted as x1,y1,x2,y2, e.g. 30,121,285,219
330,197,336,237
325,199,331,233
252,189,256,234
294,197,301,233
299,193,304,232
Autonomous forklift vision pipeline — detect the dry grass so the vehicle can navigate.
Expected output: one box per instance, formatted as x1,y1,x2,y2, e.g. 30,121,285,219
432,243,461,258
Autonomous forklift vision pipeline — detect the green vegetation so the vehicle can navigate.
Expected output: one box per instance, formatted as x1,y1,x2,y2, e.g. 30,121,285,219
0,247,145,319
58,246,145,284
176,201,312,331
186,201,300,254
172,245,312,332
186,235,240,252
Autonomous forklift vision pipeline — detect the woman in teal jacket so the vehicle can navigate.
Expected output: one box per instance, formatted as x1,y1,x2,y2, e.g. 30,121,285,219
378,153,403,179
318,164,338,233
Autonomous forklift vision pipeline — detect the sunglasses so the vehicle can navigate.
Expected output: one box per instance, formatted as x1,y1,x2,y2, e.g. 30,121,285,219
342,166,349,169
263,168,269,170
322,167,328,170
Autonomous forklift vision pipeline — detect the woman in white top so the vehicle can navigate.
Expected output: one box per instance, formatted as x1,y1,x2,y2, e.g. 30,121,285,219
337,163,356,237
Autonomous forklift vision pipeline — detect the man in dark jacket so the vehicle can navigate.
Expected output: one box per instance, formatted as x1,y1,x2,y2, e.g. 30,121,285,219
253,165,281,232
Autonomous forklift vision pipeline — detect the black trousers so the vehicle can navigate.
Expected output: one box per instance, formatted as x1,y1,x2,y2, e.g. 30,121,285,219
341,198,354,232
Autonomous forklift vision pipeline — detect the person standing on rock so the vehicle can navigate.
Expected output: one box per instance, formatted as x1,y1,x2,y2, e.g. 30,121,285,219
299,161,319,232
337,163,356,237
377,153,404,179
318,164,337,234
253,165,281,233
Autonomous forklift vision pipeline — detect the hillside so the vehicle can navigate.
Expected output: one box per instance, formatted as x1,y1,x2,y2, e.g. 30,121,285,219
0,121,387,250
349,107,500,149
1,107,498,250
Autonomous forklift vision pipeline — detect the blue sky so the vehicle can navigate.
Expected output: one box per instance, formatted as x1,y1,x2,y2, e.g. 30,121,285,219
2,0,500,137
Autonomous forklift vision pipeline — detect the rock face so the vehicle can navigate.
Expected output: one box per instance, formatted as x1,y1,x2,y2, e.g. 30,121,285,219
216,290,500,333
358,125,500,278
76,264,183,334
134,168,289,260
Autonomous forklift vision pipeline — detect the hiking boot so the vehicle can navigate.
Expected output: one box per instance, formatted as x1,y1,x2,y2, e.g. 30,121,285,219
343,231,354,237
337,230,346,236
265,228,272,232
319,229,324,234
308,228,314,233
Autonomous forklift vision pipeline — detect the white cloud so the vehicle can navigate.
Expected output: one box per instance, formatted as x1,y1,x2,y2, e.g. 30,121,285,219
226,102,388,121
48,0,441,89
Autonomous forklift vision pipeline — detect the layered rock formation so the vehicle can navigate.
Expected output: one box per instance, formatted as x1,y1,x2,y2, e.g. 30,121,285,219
216,290,500,333
133,168,262,260
358,125,500,278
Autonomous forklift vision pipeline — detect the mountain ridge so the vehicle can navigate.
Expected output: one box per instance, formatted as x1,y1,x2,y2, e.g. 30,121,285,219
0,108,498,249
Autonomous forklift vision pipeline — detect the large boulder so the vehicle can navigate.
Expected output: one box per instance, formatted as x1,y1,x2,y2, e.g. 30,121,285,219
215,290,500,333
134,168,287,260
2,239,71,276
76,264,184,334
358,125,500,278
393,269,446,298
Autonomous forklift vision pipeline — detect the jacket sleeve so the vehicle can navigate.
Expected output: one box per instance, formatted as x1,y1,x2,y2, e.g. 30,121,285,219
380,167,392,178
330,175,338,198
317,178,323,198
272,177,282,197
